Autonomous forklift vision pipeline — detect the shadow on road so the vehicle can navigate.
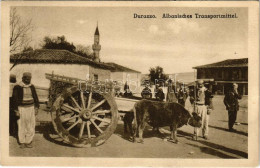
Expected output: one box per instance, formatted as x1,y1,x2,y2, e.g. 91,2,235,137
114,123,172,142
114,123,194,143
209,125,248,136
196,140,248,158
186,143,237,159
35,122,72,147
219,120,248,126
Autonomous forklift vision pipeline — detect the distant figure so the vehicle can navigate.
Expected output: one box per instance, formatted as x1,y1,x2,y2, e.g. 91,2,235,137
12,72,39,148
124,82,133,97
141,84,152,99
155,84,165,101
166,84,177,103
224,83,242,132
177,86,187,106
114,82,121,97
188,88,195,105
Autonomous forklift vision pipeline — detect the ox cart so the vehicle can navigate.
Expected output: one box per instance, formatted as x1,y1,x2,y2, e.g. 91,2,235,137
46,73,139,147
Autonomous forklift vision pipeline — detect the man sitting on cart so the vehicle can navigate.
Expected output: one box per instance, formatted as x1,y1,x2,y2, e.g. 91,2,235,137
141,83,152,99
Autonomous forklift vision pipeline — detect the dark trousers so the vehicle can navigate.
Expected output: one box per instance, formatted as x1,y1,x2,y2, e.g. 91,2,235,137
228,110,237,129
9,111,18,137
9,97,18,137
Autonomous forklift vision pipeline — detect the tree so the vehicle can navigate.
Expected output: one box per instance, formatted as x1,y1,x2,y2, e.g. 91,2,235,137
22,46,33,52
148,66,168,85
75,44,94,60
10,7,33,54
41,35,76,52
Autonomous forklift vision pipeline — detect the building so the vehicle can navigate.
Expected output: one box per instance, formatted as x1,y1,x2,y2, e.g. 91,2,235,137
10,25,141,92
193,58,248,95
10,49,113,87
106,62,141,93
167,72,195,84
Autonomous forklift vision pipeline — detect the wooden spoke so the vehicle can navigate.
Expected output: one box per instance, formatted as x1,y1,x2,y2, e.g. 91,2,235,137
87,91,92,109
90,119,103,133
66,119,80,131
62,104,80,113
80,91,86,109
92,110,111,115
86,121,91,138
70,96,81,110
61,115,79,123
79,121,85,139
90,99,106,111
51,85,118,147
92,116,111,124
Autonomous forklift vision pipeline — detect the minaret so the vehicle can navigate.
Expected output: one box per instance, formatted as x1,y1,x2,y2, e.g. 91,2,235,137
92,24,101,62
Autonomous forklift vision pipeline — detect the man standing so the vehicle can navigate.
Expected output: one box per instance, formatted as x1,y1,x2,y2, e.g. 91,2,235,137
166,78,177,103
12,72,39,148
177,86,187,106
224,83,242,132
193,80,212,140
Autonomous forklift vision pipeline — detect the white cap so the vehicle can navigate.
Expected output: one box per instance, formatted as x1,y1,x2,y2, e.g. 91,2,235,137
198,79,204,84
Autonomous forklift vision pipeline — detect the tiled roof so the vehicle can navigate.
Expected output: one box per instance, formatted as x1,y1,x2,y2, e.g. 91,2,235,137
105,62,141,73
10,49,114,70
193,58,248,69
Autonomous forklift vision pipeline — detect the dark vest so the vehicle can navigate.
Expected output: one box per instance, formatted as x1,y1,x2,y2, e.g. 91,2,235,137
11,84,39,111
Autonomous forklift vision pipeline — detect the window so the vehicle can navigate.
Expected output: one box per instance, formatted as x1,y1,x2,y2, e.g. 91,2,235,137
241,68,247,80
217,70,222,79
94,74,98,81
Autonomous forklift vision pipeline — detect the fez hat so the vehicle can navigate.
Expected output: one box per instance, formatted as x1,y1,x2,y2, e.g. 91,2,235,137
10,74,16,83
23,72,32,77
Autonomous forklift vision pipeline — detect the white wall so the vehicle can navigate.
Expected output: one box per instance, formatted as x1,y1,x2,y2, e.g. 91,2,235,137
89,66,111,82
111,71,141,93
10,63,90,87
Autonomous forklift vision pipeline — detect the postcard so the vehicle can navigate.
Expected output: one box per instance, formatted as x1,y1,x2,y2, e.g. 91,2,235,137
1,1,259,167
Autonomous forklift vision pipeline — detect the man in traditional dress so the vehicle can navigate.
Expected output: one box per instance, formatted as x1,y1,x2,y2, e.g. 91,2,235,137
193,80,213,140
12,72,39,148
177,86,187,106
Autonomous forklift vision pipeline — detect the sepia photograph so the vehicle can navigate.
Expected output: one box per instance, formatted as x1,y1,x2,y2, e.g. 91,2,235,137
1,1,259,167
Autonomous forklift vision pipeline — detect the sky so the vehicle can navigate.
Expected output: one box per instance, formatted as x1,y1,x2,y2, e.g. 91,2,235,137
15,7,248,74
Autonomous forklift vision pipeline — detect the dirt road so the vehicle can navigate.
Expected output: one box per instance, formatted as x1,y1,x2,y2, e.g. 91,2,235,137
9,96,248,158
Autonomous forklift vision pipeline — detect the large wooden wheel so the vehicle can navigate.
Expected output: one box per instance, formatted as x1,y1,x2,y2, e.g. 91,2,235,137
50,85,118,147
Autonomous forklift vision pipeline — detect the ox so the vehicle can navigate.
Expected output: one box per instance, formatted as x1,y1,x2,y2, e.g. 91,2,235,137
130,99,202,143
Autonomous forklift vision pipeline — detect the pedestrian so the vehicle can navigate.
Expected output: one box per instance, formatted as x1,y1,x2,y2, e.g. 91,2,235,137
155,84,165,101
141,83,152,99
177,86,187,106
124,82,133,97
166,78,177,103
193,80,212,140
224,83,242,132
12,72,39,148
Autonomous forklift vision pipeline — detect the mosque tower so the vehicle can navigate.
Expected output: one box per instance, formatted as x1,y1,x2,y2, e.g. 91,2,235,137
92,24,101,62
